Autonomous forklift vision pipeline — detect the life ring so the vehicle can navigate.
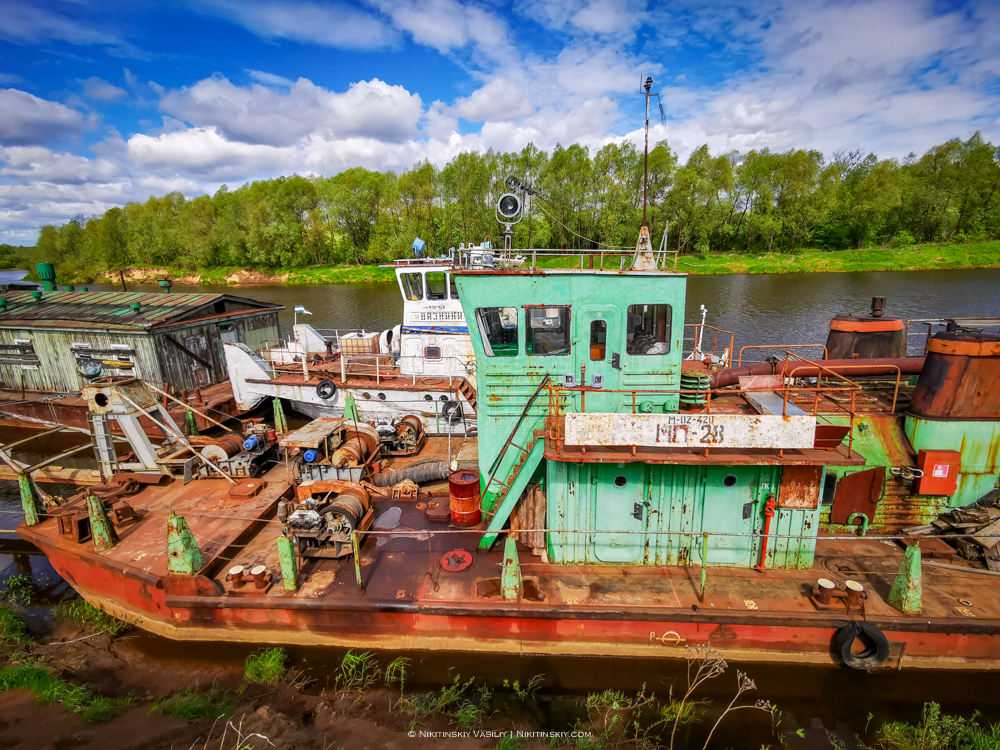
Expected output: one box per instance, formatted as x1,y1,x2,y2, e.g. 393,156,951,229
832,621,890,670
316,379,336,400
442,399,463,424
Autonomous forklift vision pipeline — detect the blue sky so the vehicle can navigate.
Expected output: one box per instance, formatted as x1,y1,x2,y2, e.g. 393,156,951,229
1,0,998,244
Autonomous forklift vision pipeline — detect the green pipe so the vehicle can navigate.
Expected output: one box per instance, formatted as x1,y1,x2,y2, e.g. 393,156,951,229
699,532,708,601
353,532,364,592
847,512,869,537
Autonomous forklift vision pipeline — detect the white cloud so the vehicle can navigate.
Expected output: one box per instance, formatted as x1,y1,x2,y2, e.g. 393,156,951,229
0,73,23,84
79,76,127,101
452,79,534,122
246,70,294,87
0,146,122,184
373,0,515,62
194,0,399,49
0,88,94,146
159,75,424,147
516,0,647,36
127,127,298,180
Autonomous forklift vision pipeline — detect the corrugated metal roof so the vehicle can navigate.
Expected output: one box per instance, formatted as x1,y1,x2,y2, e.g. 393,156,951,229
0,291,281,331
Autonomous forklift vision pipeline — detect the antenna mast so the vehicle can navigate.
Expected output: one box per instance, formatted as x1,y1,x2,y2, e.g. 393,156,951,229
642,76,653,227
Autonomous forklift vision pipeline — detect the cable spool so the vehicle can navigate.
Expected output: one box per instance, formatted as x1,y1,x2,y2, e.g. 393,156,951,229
202,433,245,462
395,415,423,444
322,486,370,534
332,427,379,467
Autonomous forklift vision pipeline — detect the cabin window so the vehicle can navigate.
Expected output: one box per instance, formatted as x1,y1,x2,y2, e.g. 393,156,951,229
426,272,448,300
822,472,837,505
449,274,459,299
527,307,571,356
590,321,607,361
424,346,442,359
401,273,423,301
475,307,518,357
626,304,672,355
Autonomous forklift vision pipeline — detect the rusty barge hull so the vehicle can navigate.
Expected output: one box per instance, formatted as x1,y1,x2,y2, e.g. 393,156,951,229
27,537,1000,670
18,457,1000,672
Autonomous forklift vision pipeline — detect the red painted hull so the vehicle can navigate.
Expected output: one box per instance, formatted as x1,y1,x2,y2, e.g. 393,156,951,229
33,534,1000,670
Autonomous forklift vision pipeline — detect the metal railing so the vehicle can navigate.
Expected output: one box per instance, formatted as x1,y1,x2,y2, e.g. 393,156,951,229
683,324,734,365
737,344,828,367
904,318,1000,355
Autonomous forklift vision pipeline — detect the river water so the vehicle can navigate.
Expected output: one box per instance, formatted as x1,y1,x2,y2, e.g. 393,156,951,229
2,267,1000,745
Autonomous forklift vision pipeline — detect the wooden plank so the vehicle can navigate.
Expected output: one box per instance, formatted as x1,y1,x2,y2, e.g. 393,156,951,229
972,518,1000,549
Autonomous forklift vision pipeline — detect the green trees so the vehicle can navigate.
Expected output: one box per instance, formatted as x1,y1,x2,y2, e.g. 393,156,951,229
19,132,1000,275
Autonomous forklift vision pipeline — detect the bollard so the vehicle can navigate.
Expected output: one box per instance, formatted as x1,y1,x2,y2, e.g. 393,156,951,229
501,535,522,601
273,397,288,434
167,511,203,575
17,474,42,527
887,543,922,614
277,536,298,591
87,494,117,552
847,512,869,537
184,407,199,437
352,531,364,592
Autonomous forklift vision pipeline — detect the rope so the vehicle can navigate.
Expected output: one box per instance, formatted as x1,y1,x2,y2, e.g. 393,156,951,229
533,199,634,250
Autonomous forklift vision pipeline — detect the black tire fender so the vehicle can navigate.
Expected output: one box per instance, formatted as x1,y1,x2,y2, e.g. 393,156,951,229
442,399,462,424
833,621,890,670
316,379,336,400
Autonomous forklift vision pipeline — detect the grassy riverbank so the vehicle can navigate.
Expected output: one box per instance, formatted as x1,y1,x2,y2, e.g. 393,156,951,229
41,239,1000,286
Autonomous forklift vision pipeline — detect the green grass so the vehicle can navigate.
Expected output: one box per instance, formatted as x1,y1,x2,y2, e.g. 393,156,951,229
243,646,287,685
0,665,131,723
401,675,494,732
0,604,31,644
876,702,1000,750
152,686,235,720
54,599,133,637
335,649,383,695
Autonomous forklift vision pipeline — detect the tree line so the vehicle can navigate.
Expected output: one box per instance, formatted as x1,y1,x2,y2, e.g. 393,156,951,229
14,132,1000,274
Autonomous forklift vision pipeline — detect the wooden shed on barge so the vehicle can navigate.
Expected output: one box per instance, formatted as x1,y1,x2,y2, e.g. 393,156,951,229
0,290,282,394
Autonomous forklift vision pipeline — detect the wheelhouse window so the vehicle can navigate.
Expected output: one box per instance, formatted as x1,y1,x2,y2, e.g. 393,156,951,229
424,346,442,359
475,307,518,357
626,304,672,355
449,273,459,299
590,320,607,360
401,273,423,301
527,306,571,356
426,272,448,300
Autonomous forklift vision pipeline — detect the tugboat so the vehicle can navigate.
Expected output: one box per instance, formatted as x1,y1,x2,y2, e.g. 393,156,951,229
12,86,1000,670
224,256,479,436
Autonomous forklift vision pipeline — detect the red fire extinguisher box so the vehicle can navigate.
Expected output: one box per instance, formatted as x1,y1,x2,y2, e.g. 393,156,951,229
915,449,961,495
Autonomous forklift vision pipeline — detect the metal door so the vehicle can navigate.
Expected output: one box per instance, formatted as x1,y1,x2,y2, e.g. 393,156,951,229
592,462,647,563
699,466,764,566
574,304,621,413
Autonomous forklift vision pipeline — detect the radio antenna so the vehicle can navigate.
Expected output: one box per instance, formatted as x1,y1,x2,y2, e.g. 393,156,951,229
639,75,665,228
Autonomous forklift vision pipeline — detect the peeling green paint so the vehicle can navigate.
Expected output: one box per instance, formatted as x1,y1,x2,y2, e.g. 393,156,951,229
166,511,203,575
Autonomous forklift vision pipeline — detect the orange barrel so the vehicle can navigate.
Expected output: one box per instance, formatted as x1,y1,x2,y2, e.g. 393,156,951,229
449,470,482,527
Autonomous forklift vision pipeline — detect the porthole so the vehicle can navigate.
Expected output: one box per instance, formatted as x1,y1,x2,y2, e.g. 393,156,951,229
361,392,371,400
95,393,109,407
613,475,628,488
423,394,433,402
377,393,386,400
439,395,449,402
722,474,738,487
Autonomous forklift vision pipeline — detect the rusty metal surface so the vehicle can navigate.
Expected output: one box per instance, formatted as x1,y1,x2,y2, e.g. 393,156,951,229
0,291,281,330
779,466,823,508
910,333,1000,419
563,412,817,449
830,466,886,525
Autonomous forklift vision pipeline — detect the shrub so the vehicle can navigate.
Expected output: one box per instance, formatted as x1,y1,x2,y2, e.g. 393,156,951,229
0,604,31,644
243,647,287,685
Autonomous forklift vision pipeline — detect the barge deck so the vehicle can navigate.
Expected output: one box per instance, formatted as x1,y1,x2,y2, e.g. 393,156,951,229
18,437,1000,670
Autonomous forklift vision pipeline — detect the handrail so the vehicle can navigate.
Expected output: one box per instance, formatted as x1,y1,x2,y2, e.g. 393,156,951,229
480,375,551,514
788,363,903,414
683,323,734,364
737,344,828,367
